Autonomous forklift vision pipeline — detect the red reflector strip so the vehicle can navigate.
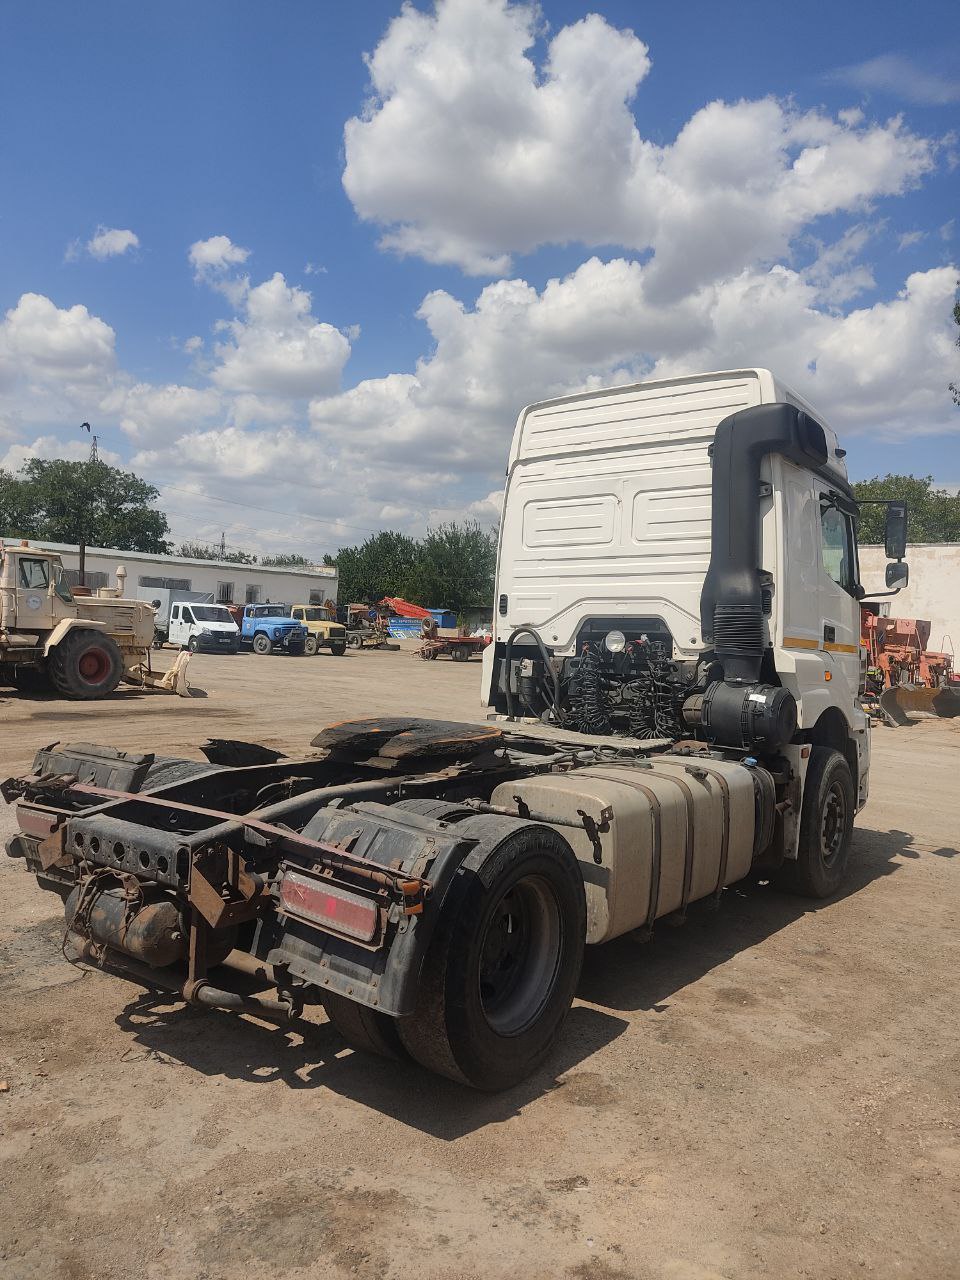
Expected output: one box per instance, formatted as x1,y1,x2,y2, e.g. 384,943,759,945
279,870,378,943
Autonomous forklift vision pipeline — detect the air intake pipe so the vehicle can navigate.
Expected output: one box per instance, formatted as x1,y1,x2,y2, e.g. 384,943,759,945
699,402,829,685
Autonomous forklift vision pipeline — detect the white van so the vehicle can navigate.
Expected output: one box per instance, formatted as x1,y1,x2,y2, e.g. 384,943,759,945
167,601,240,653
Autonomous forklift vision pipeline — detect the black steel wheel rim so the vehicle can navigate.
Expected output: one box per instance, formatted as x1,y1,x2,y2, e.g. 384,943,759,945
477,874,562,1037
820,781,847,866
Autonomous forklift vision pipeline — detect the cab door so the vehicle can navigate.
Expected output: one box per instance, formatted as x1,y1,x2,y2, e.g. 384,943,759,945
817,496,862,702
168,604,186,646
15,556,55,631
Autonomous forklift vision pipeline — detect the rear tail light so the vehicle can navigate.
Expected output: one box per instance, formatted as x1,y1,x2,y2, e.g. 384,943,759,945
279,869,379,943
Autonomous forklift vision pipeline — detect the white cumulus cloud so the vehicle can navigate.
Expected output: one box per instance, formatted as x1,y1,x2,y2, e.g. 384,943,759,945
0,292,116,384
210,272,351,398
343,0,937,290
87,226,140,260
99,381,223,443
189,234,251,276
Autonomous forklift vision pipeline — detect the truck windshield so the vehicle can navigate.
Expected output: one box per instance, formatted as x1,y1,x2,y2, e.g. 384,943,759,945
192,605,234,624
253,605,290,616
299,608,330,621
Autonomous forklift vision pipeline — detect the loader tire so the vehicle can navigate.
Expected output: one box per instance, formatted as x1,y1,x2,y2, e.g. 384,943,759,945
47,629,124,700
347,634,362,649
321,991,408,1062
776,747,854,899
398,817,585,1091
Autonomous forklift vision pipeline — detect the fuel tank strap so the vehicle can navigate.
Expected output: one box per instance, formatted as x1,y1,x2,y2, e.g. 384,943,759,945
676,763,732,896
639,770,697,916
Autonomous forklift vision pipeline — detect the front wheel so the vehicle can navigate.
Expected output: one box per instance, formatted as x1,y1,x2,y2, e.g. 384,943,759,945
187,636,199,653
252,633,272,655
331,642,347,656
776,746,855,898
397,818,585,1090
303,635,318,656
47,630,124,700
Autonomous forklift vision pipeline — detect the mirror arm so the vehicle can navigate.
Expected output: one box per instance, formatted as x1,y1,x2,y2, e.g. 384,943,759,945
862,586,904,599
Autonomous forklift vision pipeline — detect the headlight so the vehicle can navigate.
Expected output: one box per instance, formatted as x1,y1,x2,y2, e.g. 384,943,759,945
273,627,282,639
199,630,213,639
604,629,626,654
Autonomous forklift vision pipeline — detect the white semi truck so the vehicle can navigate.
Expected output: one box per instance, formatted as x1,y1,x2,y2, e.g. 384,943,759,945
3,370,909,1089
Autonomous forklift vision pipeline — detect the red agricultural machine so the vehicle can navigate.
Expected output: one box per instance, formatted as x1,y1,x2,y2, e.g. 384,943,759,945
860,608,960,725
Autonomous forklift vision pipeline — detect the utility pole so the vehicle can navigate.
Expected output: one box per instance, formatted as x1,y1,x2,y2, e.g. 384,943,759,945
78,422,98,585
219,531,226,561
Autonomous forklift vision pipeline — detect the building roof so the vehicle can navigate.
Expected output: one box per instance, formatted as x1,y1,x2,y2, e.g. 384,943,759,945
6,538,337,580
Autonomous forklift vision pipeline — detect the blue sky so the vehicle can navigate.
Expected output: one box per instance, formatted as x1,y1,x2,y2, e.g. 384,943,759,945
1,0,958,557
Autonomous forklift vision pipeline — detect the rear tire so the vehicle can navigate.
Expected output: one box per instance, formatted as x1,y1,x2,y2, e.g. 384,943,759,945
47,630,124,700
252,633,272,655
347,634,362,649
452,646,470,662
303,635,318,656
398,819,585,1090
321,991,408,1061
776,746,854,898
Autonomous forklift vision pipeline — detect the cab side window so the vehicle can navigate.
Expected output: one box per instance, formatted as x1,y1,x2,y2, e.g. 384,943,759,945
19,558,50,590
182,607,195,624
820,501,858,596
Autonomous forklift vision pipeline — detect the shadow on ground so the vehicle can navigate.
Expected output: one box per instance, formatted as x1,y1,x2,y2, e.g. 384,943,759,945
578,823,921,1013
106,825,929,1137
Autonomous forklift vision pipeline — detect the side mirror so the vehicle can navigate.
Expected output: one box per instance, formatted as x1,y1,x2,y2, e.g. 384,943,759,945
884,501,907,561
885,561,909,589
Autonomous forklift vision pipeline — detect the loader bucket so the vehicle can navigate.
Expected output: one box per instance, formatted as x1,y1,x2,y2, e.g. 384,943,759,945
878,684,960,727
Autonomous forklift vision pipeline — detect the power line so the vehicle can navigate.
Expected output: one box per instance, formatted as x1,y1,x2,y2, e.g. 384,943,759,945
159,482,381,537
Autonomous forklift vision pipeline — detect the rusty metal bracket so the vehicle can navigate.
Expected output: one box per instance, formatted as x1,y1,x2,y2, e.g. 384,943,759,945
576,806,614,864
190,847,267,929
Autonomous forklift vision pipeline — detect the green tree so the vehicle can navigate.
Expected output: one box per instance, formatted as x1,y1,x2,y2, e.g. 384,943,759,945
334,530,419,604
852,475,960,544
261,553,315,568
177,541,258,564
408,521,498,615
0,458,170,552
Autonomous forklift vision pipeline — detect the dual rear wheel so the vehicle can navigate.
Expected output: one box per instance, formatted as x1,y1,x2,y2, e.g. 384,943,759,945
322,815,585,1091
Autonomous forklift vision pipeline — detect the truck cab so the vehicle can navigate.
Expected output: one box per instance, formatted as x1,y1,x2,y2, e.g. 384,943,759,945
238,603,307,655
483,369,909,859
289,604,347,656
167,601,239,653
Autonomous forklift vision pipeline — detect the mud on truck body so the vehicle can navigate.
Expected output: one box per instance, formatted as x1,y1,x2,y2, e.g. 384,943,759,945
3,370,910,1089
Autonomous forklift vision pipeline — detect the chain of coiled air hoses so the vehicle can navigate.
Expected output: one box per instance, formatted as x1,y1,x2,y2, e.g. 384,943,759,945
568,640,687,740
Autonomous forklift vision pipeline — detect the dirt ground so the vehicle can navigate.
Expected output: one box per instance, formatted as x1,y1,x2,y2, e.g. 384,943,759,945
1,645,958,1280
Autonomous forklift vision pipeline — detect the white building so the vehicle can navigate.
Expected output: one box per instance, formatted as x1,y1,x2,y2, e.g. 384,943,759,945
6,539,338,608
860,543,958,654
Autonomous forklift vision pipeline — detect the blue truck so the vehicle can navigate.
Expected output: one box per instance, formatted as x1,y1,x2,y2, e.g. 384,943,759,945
234,603,307,655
